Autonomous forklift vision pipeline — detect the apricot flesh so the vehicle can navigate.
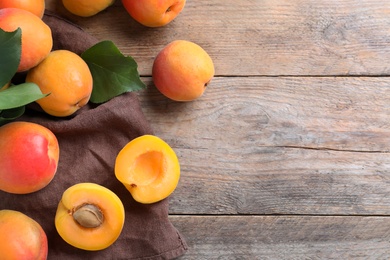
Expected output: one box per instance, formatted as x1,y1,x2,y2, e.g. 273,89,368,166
0,210,48,260
115,135,181,204
0,121,59,194
55,183,125,251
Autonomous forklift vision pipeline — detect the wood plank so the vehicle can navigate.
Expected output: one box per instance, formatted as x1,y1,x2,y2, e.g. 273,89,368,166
46,0,390,76
166,148,390,215
138,77,390,152
135,77,390,215
170,215,390,259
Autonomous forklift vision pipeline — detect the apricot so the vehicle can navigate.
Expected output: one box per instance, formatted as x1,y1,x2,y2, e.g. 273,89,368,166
0,0,45,18
0,210,48,260
26,50,93,117
55,183,125,251
152,40,215,101
0,121,59,194
122,0,186,27
115,135,180,204
62,0,115,17
0,8,52,72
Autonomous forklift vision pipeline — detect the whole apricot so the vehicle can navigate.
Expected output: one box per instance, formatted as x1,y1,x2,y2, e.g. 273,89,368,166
26,50,93,117
0,0,45,18
55,183,125,251
122,0,186,27
152,40,215,101
115,135,180,204
0,121,59,194
62,0,115,17
0,210,48,260
0,8,52,72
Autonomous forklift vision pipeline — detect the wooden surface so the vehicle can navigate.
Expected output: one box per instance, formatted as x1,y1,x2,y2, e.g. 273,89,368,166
46,0,390,258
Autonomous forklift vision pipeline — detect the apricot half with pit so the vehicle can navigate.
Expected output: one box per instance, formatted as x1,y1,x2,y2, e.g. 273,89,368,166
55,183,125,251
115,135,180,204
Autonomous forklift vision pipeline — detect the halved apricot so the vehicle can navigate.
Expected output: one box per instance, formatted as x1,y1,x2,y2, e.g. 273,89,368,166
55,183,125,251
115,135,180,204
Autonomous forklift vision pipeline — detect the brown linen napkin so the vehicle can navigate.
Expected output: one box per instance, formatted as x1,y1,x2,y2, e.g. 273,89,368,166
0,11,187,259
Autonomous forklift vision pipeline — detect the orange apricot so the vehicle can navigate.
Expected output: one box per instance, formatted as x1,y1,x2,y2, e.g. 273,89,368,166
26,50,93,117
55,183,125,251
0,8,52,72
0,121,59,194
122,0,186,27
62,0,115,17
115,135,181,204
0,0,45,18
0,210,48,260
152,40,215,101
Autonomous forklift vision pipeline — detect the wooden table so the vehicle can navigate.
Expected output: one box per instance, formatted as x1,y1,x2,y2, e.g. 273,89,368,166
46,0,390,258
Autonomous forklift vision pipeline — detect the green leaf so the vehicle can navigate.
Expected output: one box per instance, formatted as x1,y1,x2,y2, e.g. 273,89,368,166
0,83,48,110
0,28,21,87
81,40,146,104
0,106,25,126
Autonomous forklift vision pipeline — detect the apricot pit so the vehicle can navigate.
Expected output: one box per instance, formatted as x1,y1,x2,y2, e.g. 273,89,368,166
55,183,125,251
115,135,181,204
72,204,104,228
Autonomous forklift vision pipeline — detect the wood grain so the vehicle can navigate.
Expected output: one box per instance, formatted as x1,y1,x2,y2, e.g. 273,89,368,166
138,77,390,152
136,77,390,215
46,0,390,76
171,215,390,259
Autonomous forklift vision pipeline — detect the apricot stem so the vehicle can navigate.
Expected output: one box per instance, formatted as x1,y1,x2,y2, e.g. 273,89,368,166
72,204,104,228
